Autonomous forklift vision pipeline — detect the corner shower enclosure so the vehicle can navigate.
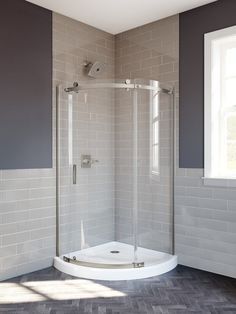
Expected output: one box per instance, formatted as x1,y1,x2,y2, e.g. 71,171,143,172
54,79,177,280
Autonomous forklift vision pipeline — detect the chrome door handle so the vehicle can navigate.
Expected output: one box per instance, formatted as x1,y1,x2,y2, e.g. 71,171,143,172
73,164,77,184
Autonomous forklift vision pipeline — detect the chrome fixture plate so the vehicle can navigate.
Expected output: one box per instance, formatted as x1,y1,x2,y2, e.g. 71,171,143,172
81,155,91,168
81,155,99,168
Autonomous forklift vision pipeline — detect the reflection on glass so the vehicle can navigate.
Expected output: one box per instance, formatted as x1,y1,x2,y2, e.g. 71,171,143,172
150,88,159,176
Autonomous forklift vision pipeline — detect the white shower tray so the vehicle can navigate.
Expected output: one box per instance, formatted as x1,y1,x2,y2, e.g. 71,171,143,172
54,242,177,281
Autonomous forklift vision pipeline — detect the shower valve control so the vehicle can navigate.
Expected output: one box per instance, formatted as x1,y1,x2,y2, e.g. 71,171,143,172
81,155,99,168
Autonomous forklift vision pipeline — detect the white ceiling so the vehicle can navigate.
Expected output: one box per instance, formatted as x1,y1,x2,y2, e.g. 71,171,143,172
26,0,217,34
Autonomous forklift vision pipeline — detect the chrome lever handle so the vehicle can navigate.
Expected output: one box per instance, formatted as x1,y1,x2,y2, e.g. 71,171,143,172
73,164,77,184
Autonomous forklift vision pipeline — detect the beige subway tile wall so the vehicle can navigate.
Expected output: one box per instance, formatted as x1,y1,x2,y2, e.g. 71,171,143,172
0,169,56,281
176,167,236,278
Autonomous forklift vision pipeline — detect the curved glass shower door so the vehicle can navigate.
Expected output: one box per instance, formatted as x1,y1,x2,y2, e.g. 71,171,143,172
136,80,174,254
115,79,174,256
56,79,174,271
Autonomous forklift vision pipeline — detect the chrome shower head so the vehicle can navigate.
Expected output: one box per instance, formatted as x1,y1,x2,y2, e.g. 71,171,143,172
84,61,106,78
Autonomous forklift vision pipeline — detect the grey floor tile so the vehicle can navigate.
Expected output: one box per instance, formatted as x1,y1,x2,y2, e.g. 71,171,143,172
0,266,236,314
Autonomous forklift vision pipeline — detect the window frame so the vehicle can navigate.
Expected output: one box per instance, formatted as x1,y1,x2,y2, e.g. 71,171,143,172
204,25,236,184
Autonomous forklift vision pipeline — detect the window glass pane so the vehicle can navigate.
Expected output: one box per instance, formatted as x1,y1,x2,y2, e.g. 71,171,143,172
227,142,236,171
224,78,236,107
227,114,236,141
225,47,236,77
206,28,236,179
226,115,236,172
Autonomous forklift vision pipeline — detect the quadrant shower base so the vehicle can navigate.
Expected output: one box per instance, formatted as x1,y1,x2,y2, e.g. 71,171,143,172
54,242,177,281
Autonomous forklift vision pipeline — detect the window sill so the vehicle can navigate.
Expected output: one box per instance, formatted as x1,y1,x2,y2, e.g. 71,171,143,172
202,177,236,187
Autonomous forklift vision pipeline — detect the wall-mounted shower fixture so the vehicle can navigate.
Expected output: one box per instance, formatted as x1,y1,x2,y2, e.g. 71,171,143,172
81,155,99,168
64,82,79,93
84,61,106,78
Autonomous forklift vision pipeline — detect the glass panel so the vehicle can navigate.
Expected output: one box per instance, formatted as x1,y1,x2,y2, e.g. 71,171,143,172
136,80,173,254
57,87,76,255
59,84,117,256
115,85,135,247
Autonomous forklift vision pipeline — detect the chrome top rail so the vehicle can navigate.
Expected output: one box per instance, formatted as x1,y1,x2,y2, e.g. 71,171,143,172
64,80,172,94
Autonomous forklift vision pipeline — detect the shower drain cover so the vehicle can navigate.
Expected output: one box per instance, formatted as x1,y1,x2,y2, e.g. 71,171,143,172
110,250,120,254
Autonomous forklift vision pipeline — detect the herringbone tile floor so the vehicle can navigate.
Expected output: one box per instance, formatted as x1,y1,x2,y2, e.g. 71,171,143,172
0,265,236,314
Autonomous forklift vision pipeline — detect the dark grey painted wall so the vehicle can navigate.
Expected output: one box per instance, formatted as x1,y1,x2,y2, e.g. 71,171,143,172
0,0,52,169
179,0,236,168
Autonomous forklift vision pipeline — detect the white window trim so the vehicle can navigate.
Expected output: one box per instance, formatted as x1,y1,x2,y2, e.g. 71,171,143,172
204,25,236,187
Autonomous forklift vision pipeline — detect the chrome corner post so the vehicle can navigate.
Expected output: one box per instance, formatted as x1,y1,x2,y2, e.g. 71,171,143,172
133,85,138,263
56,85,61,257
170,88,176,256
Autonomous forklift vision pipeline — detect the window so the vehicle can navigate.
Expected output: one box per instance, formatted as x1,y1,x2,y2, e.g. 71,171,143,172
205,26,236,179
150,85,160,177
